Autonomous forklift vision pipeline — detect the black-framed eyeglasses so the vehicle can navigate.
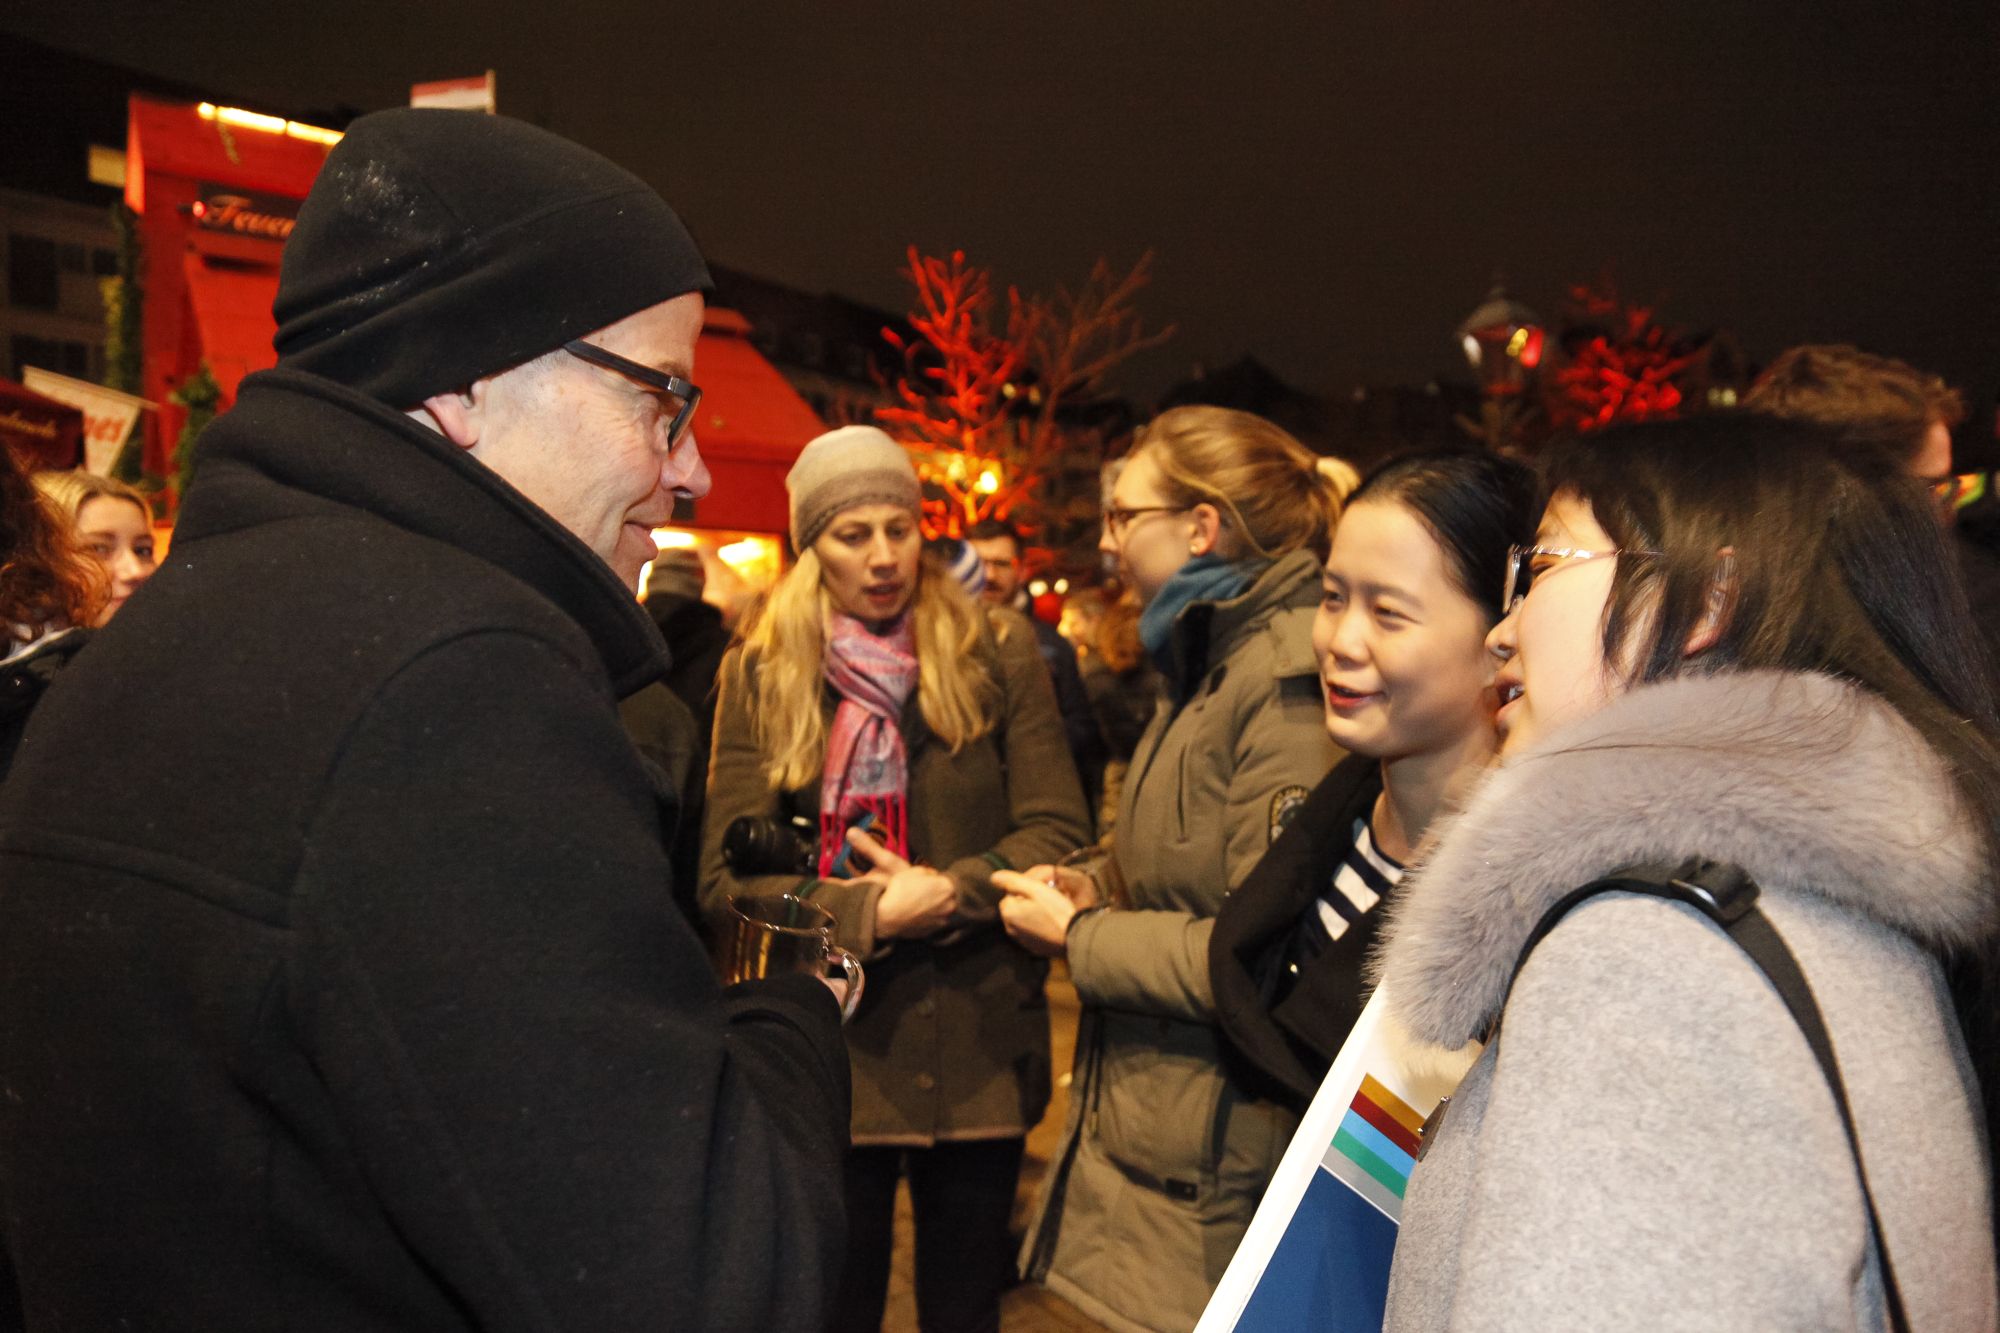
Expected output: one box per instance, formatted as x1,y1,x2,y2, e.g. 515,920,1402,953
563,340,702,448
1102,504,1187,540
1502,543,1661,615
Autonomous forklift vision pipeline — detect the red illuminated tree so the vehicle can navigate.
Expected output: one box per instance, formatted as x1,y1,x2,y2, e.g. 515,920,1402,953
878,247,1172,536
1547,282,1707,432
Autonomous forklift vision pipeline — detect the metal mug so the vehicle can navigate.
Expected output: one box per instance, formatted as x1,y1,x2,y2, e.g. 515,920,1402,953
713,893,865,1023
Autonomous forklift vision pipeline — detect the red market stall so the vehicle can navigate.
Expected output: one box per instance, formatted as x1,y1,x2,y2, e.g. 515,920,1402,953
122,95,821,546
682,308,826,533
125,94,330,478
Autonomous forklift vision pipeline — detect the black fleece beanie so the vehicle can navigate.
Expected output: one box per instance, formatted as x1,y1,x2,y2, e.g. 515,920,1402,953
272,108,711,409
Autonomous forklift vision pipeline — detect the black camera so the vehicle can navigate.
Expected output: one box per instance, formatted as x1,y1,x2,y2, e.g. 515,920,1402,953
721,814,817,876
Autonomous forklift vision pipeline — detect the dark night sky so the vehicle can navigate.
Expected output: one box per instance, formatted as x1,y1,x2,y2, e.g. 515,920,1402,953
5,1,1995,405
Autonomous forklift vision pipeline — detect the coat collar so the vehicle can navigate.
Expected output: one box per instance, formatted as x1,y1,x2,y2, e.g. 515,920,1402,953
1161,548,1321,697
1374,670,1992,1047
177,368,670,697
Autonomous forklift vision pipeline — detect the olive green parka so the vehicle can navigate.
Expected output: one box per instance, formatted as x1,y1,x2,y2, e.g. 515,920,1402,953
1020,550,1342,1332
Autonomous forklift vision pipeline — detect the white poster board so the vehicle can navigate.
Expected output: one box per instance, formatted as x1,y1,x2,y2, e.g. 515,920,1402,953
1197,988,1479,1333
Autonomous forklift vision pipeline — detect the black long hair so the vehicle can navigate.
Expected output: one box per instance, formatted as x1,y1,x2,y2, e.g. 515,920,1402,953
1544,412,2000,1205
1345,449,1544,624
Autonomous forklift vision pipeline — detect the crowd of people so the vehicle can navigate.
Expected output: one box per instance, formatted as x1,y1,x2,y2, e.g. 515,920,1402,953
0,107,1991,1332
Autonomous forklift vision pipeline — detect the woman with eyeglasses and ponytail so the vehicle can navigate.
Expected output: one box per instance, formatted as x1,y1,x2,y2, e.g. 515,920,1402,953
995,406,1342,1333
1375,414,1998,1328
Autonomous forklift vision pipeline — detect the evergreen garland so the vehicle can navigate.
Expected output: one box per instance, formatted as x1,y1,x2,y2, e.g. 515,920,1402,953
99,203,148,483
168,363,220,504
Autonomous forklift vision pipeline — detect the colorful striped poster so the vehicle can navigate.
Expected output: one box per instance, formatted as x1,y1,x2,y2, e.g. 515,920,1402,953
1329,1074,1423,1217
1196,988,1480,1333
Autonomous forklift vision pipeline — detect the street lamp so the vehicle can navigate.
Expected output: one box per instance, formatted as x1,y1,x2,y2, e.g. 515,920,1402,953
1456,285,1545,398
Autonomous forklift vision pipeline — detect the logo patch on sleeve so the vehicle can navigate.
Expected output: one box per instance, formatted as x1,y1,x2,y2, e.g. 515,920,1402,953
1268,784,1311,842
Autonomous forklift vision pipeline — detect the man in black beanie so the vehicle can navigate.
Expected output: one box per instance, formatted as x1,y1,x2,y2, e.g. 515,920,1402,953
0,110,849,1331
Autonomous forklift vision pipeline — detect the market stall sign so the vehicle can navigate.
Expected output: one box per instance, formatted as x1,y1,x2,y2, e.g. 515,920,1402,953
190,185,298,242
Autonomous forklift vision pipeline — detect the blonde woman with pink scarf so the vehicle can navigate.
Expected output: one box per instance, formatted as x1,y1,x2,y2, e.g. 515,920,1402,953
701,426,1091,1333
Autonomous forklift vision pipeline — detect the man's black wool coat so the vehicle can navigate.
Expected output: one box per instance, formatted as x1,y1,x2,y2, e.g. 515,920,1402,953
0,369,850,1331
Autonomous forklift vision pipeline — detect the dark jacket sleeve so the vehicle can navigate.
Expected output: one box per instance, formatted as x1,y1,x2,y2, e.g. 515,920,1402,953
290,629,849,1333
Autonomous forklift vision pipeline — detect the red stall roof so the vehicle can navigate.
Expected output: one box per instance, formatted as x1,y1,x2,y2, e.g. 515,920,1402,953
683,308,824,534
125,95,330,217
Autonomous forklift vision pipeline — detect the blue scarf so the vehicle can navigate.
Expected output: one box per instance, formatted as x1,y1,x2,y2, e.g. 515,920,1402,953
1138,555,1261,677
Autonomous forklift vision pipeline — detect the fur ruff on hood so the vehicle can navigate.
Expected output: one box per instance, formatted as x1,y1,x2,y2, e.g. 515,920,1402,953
1374,669,1994,1048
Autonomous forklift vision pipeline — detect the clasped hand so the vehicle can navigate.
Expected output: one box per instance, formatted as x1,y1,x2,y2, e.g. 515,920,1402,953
845,827,957,940
993,864,1099,958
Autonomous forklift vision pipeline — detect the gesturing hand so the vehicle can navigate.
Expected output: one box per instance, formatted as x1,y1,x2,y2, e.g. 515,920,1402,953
849,826,956,940
1019,863,1100,910
993,869,1078,958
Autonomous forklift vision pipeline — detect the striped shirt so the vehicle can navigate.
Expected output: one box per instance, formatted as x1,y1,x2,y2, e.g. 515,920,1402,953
1315,817,1405,944
1273,814,1408,1002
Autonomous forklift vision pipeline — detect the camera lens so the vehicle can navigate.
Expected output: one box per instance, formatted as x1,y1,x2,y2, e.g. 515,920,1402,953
722,815,816,876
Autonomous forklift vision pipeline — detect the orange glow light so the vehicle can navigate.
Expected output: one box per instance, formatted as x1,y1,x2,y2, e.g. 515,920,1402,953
198,101,343,147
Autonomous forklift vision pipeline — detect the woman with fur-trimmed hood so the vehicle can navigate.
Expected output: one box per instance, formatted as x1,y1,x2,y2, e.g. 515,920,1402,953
1377,415,1999,1328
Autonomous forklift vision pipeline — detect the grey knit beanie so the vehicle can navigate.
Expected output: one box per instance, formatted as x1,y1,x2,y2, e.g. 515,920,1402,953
786,426,922,550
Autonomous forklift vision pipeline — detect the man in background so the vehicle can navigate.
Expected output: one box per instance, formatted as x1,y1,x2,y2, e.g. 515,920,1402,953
969,516,1107,824
628,546,732,923
1748,343,2000,673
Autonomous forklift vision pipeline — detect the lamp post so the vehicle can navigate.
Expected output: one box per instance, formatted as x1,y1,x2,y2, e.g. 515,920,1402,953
1455,284,1546,453
1457,285,1545,396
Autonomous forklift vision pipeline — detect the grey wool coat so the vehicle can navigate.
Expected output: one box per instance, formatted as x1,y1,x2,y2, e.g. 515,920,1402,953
1020,550,1342,1333
1376,671,1997,1331
701,611,1091,1146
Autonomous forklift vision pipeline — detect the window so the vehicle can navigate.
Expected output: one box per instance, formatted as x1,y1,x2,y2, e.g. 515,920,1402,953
9,335,94,380
8,235,58,310
92,248,118,277
9,335,52,378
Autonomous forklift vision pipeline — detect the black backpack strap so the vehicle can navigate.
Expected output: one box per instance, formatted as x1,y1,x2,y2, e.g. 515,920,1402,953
1506,857,1910,1333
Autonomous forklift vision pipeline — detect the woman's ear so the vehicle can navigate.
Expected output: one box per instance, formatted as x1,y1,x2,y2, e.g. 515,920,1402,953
1188,502,1225,557
1683,546,1738,656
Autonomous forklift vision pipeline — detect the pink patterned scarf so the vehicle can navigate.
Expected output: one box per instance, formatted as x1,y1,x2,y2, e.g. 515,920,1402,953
820,612,919,876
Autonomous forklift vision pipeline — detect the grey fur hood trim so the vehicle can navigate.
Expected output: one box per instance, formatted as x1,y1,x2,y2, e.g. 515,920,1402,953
1374,670,1993,1047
